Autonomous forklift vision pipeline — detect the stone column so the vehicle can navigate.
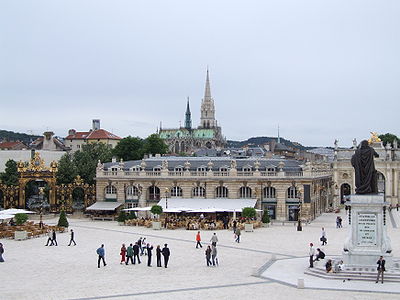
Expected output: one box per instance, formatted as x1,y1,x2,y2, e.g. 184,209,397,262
275,185,286,221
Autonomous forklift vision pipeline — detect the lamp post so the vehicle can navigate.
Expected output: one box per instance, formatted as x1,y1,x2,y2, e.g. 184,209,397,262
164,187,169,209
38,186,45,228
297,190,302,231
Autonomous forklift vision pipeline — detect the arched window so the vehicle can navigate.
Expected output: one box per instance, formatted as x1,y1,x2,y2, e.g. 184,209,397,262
216,186,228,198
239,186,252,198
175,141,180,153
148,186,160,201
193,186,205,197
220,167,229,176
126,186,139,198
171,186,183,197
105,185,117,194
175,166,184,176
263,187,276,199
287,186,298,199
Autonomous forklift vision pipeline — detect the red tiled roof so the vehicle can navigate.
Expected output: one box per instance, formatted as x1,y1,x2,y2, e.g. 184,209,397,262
86,129,121,140
65,131,90,140
0,141,25,149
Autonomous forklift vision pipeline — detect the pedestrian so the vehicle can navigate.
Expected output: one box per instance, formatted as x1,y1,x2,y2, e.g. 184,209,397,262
52,230,58,246
162,243,170,268
156,245,162,267
205,245,212,266
309,243,315,268
147,243,153,267
376,256,386,283
141,238,147,255
133,242,141,264
196,231,202,248
223,217,228,229
126,243,134,265
210,233,218,246
232,220,237,234
0,243,4,262
338,216,343,228
96,244,106,268
68,229,76,246
45,229,53,246
314,248,325,261
138,237,143,255
336,216,340,229
397,204,399,211
120,244,127,264
211,245,218,266
235,228,241,243
320,227,327,245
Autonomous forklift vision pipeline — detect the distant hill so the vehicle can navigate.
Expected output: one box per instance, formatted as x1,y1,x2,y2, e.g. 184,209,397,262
0,130,40,144
227,136,315,151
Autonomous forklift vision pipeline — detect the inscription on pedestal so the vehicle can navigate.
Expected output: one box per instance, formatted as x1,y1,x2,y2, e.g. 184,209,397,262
357,213,377,246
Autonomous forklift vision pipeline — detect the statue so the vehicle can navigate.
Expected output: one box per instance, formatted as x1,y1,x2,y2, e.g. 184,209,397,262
352,138,357,148
351,140,379,194
334,139,338,149
368,132,381,144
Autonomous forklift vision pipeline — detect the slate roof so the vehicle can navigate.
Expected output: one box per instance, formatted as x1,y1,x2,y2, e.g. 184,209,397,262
103,156,302,172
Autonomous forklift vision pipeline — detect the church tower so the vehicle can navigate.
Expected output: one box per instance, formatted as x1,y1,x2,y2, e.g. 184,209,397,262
184,97,192,130
200,69,216,129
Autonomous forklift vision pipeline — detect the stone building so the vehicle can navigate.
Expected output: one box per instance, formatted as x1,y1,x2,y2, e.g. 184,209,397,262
332,135,400,207
65,119,121,152
95,156,332,221
159,70,226,154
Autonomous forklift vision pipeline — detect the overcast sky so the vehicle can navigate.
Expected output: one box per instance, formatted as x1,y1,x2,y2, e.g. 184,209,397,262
0,0,399,147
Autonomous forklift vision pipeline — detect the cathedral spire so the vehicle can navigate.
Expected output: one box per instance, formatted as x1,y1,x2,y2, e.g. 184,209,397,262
184,97,192,130
204,67,212,100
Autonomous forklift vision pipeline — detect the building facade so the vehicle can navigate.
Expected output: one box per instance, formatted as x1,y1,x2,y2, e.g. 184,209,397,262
95,156,333,221
65,119,121,152
159,70,226,154
332,136,400,207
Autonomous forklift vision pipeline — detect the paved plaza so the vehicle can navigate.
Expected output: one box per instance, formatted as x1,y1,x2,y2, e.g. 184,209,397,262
2,211,400,300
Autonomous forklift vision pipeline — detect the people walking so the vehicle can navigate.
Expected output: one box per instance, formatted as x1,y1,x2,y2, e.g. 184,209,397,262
52,230,58,246
205,245,212,266
126,243,134,265
210,233,218,246
232,220,237,234
336,216,340,228
0,243,4,262
96,244,106,268
45,229,53,246
141,238,147,255
309,243,315,268
196,231,202,248
376,256,386,283
211,245,218,266
156,245,162,267
235,228,241,243
68,229,76,246
120,244,127,264
162,244,170,268
133,242,141,264
147,243,153,267
321,228,327,245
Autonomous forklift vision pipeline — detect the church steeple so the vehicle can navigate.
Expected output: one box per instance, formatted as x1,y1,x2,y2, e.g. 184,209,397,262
200,68,216,129
184,97,192,130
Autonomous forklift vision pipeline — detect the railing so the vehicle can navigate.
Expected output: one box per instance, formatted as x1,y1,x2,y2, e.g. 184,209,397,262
124,171,140,176
145,171,161,176
260,171,277,176
168,171,184,176
284,171,303,177
213,171,229,176
237,171,254,176
190,171,208,177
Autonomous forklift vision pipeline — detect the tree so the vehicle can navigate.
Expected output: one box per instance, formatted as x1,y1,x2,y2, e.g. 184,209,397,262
15,213,28,225
58,210,69,227
56,153,78,185
73,143,113,184
379,133,399,147
262,209,270,224
242,207,256,222
143,134,169,156
117,210,127,223
0,159,18,186
112,136,144,161
150,205,163,218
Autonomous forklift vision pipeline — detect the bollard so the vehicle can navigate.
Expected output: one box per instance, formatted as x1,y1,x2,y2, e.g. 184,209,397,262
297,278,304,289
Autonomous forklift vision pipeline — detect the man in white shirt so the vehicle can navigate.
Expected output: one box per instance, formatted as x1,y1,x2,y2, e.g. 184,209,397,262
309,243,315,268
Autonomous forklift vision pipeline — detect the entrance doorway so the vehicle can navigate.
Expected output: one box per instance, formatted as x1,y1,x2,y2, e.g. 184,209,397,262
288,205,299,221
340,183,351,204
72,187,85,211
25,180,49,211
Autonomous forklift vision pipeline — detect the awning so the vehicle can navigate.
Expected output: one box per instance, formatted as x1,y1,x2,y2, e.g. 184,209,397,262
0,208,35,214
123,207,152,211
86,202,123,211
0,214,15,220
157,198,257,212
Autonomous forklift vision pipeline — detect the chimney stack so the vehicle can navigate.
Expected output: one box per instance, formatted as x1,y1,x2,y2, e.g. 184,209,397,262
92,119,100,131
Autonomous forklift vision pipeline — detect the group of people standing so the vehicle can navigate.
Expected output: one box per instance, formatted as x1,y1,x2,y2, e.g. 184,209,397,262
96,238,171,269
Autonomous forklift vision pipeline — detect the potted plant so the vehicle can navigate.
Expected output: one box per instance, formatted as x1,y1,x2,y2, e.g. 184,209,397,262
117,210,127,225
150,205,163,230
242,207,256,232
262,209,271,227
58,210,69,228
14,213,29,240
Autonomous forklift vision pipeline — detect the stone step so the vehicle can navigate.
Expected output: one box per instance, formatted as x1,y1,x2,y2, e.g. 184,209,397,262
305,268,400,283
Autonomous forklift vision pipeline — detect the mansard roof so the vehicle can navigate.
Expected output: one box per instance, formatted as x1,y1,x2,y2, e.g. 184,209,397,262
103,156,302,171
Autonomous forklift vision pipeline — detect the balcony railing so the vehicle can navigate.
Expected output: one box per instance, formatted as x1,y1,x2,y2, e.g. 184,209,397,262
237,171,254,176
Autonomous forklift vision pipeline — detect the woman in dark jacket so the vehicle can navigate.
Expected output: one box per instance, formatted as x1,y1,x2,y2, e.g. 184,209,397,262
205,245,212,266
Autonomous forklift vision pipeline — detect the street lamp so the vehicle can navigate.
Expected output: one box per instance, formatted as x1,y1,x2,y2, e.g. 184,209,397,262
164,187,169,209
38,186,45,228
297,190,302,231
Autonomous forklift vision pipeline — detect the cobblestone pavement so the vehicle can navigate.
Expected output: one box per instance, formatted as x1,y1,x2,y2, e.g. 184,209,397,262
1,211,400,300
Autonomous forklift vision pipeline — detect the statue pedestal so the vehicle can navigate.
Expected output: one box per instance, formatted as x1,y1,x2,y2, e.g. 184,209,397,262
343,194,392,268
